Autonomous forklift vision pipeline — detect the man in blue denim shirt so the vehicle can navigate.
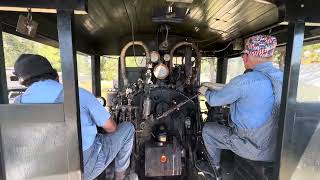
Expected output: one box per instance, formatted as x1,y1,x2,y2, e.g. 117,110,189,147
13,54,135,180
199,35,283,174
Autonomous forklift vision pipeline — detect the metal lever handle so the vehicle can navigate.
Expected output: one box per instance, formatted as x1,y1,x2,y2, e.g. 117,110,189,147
156,93,200,120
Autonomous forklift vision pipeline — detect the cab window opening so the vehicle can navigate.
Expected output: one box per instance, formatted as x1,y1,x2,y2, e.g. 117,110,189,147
3,32,93,104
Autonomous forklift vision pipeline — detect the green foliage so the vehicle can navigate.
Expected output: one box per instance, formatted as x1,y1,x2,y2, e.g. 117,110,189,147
200,57,217,82
101,56,118,81
126,56,146,67
77,53,91,75
100,56,147,81
3,32,93,91
3,32,61,70
3,32,93,74
302,44,320,64
273,50,282,64
201,57,217,73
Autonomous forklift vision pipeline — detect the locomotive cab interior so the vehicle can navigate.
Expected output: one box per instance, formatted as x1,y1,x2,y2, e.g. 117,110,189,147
1,0,320,180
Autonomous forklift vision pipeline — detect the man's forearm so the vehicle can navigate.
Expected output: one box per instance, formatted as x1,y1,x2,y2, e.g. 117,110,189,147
205,90,225,106
102,118,117,133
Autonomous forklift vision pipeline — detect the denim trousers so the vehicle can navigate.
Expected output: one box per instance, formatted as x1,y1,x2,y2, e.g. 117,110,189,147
83,122,135,180
202,122,273,166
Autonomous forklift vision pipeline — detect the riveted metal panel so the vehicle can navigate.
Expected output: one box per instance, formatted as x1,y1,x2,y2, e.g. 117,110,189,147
0,104,71,180
277,103,320,180
288,115,320,180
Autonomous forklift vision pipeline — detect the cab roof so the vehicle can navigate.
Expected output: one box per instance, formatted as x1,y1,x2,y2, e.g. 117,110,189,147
0,0,319,56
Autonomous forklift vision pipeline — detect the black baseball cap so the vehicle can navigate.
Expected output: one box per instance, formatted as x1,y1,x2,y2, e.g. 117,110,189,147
13,54,56,80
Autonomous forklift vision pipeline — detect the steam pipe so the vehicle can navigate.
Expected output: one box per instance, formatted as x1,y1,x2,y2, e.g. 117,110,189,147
169,42,201,85
120,41,150,88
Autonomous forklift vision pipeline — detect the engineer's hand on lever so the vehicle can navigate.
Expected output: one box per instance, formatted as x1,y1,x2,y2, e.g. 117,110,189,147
201,82,225,90
198,82,225,96
198,86,208,96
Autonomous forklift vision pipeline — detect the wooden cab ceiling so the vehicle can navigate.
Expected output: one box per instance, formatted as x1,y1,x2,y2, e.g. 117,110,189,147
0,0,295,55
76,0,279,54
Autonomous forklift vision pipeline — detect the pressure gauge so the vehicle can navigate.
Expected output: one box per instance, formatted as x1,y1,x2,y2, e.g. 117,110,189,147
153,63,169,80
150,51,160,63
163,54,171,62
96,97,106,107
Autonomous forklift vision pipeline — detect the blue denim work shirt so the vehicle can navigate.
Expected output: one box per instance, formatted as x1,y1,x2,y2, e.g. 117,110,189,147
17,79,111,151
205,62,283,129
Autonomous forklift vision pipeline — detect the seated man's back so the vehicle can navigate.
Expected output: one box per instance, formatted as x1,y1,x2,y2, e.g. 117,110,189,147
13,54,135,180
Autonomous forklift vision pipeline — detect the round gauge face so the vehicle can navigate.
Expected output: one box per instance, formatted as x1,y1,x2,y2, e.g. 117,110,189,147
163,54,171,62
150,51,160,63
153,63,169,80
96,97,106,107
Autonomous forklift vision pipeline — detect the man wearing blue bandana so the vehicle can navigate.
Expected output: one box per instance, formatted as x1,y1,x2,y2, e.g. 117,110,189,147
199,35,283,175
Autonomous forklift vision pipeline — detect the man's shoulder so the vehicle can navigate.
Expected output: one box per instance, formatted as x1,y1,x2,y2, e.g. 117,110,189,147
78,88,94,99
268,67,284,81
78,88,99,105
79,87,90,94
230,71,264,85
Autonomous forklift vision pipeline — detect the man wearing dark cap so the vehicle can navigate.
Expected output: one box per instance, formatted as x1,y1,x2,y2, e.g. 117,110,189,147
199,35,283,176
13,54,135,180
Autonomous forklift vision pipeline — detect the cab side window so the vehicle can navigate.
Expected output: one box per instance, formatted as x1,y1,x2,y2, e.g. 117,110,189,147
200,57,217,83
226,57,245,83
297,43,320,102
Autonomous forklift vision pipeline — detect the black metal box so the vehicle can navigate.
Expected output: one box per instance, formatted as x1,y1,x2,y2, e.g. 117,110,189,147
145,143,182,177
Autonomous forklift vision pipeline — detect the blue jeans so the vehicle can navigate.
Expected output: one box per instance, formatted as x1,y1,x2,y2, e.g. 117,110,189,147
83,122,135,180
202,122,263,166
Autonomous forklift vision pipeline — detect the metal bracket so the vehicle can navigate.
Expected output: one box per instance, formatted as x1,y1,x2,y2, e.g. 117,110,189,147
279,0,320,22
16,8,38,37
